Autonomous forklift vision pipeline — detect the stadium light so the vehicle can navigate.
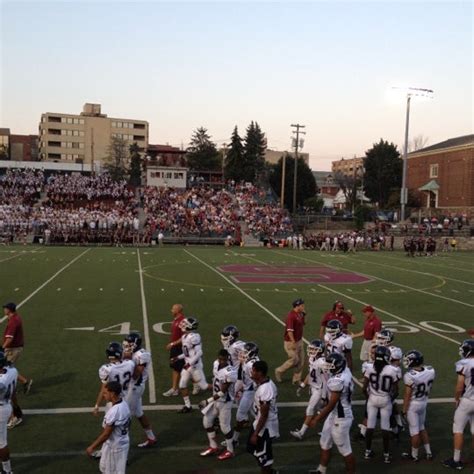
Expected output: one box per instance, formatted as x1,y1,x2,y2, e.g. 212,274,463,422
392,86,434,222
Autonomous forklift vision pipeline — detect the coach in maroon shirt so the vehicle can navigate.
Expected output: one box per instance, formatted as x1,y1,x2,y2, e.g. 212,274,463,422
162,303,185,397
319,301,355,338
351,305,382,362
275,298,306,384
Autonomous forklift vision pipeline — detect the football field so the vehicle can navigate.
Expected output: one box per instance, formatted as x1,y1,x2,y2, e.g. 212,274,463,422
0,246,473,473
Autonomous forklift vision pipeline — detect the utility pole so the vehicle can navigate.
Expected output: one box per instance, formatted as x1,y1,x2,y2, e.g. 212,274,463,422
291,124,305,214
90,128,95,176
280,153,286,208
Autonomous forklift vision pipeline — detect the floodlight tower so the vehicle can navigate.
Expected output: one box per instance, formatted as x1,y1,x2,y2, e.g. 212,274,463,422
394,86,434,221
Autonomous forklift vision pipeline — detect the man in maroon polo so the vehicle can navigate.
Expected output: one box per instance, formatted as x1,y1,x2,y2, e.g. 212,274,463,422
319,301,355,338
163,303,185,397
351,305,382,362
275,298,306,384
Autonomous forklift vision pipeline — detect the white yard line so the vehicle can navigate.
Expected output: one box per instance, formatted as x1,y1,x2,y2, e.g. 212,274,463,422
16,248,91,310
184,249,363,387
137,249,156,404
0,252,24,264
23,396,454,415
277,251,474,308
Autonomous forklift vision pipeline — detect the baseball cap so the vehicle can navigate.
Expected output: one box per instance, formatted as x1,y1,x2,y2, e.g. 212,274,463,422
362,305,374,313
2,302,16,312
292,298,304,307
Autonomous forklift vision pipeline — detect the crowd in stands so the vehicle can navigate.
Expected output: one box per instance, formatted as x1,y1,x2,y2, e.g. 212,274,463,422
0,169,44,205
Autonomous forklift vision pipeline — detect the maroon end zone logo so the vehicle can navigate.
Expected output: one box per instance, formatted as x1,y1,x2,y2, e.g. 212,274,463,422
219,264,371,284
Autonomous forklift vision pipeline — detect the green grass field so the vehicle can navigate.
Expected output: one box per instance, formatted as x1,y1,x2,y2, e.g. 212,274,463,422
1,245,473,473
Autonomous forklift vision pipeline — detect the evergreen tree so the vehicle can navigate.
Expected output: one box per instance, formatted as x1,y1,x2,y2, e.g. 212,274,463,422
129,142,142,186
185,127,221,171
364,139,402,208
243,121,267,183
224,126,245,181
269,154,316,210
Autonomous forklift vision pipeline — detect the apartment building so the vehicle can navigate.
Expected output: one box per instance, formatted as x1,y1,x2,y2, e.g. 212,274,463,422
331,156,364,176
39,103,149,167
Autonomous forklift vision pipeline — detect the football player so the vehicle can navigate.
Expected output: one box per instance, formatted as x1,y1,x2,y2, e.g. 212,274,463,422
122,332,157,448
290,339,327,440
221,325,246,368
324,320,353,371
308,352,356,474
248,360,279,474
0,350,18,474
362,345,401,464
232,342,260,446
171,317,209,413
198,349,238,461
401,350,435,461
442,339,474,470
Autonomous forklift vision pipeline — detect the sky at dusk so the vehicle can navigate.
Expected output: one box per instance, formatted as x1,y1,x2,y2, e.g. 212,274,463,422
1,0,472,170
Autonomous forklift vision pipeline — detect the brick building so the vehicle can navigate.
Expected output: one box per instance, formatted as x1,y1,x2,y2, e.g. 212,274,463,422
10,134,39,161
331,156,364,176
407,134,473,211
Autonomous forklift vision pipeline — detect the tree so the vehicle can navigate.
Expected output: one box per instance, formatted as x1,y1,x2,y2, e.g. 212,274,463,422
224,126,245,181
304,196,324,213
268,153,316,211
364,139,402,208
104,136,129,181
409,134,429,152
129,142,141,186
185,127,221,171
243,121,266,183
334,171,359,211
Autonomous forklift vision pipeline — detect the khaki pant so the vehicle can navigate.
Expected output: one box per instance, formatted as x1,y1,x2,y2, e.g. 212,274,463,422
5,347,23,364
276,340,305,383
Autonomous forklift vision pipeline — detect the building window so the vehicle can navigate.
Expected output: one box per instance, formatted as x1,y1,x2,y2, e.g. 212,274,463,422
49,116,61,123
430,164,438,178
134,123,145,129
133,135,145,141
48,141,61,147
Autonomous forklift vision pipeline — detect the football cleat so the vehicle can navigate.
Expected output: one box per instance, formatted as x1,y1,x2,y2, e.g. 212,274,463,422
177,405,192,414
364,449,375,460
200,446,219,457
442,458,463,470
401,452,419,462
137,438,157,448
383,453,392,464
426,453,434,461
290,430,303,440
7,417,22,429
217,449,235,461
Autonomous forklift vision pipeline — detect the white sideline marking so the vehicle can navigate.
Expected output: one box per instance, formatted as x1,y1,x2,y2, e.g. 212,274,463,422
279,251,474,308
137,249,156,404
184,249,363,387
23,397,454,415
16,249,90,310
0,252,23,263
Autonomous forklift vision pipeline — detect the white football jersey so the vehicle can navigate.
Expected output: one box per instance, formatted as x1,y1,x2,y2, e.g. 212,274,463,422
253,379,279,437
228,340,246,367
403,366,435,402
324,333,353,356
182,332,204,367
327,367,353,419
455,358,474,400
308,356,327,390
364,364,401,398
108,360,136,396
102,399,131,450
131,348,151,385
98,363,114,384
0,366,18,403
242,357,259,391
212,360,238,401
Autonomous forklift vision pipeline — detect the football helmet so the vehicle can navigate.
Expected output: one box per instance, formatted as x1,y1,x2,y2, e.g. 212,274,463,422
459,339,474,359
323,352,346,374
373,345,391,370
325,319,343,339
307,339,325,358
403,350,424,369
123,332,142,353
106,341,123,360
389,346,402,362
376,328,394,346
0,351,7,368
221,325,240,349
180,317,199,332
239,342,259,363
